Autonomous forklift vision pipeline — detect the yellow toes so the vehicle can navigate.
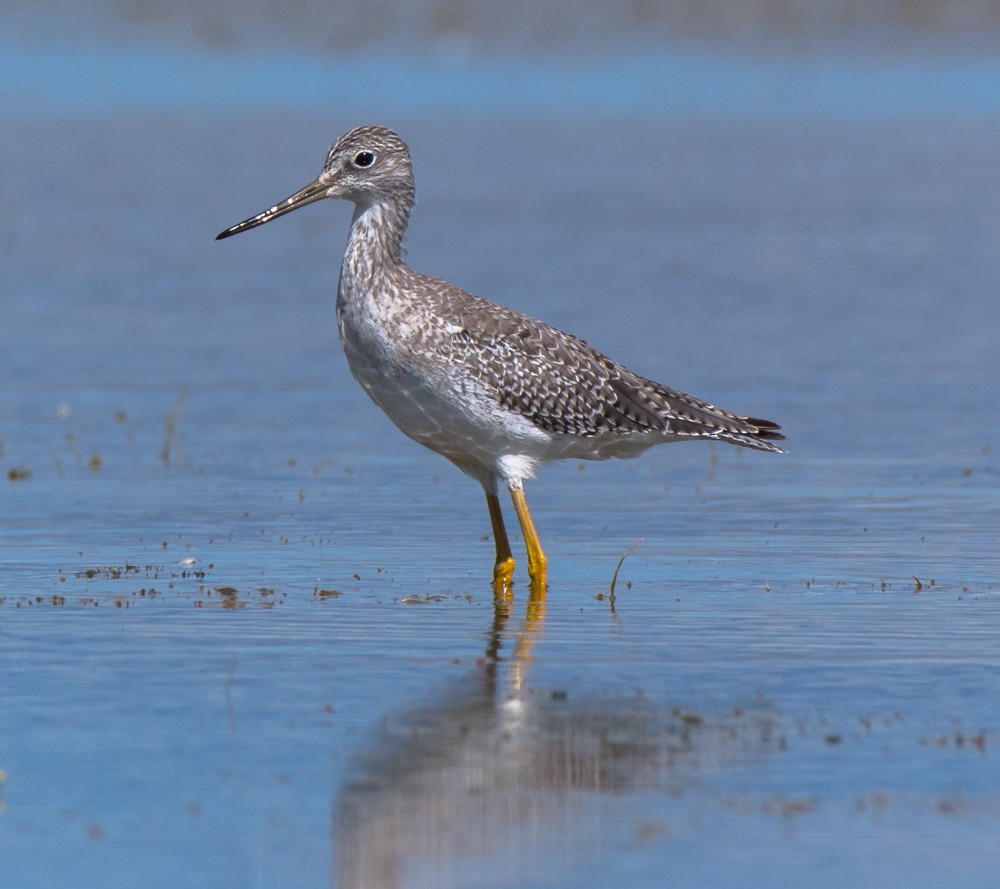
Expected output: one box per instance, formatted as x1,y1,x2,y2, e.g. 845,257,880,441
492,556,516,599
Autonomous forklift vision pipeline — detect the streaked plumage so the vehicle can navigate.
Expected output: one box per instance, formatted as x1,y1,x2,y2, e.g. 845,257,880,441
217,124,784,595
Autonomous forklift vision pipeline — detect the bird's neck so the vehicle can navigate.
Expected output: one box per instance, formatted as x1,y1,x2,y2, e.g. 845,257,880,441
343,197,411,282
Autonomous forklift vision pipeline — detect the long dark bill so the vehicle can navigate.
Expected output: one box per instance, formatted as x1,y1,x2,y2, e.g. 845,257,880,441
216,178,328,240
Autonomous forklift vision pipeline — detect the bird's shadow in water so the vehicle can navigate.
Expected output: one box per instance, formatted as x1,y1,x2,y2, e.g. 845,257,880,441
332,592,783,889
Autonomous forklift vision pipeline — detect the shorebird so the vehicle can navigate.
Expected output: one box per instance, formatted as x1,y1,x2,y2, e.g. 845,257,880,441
217,125,784,596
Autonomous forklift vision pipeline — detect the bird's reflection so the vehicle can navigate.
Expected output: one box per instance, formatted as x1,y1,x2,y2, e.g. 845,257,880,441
333,591,780,889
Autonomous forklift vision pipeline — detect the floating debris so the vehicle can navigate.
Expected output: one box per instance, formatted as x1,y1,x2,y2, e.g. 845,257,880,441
609,537,644,601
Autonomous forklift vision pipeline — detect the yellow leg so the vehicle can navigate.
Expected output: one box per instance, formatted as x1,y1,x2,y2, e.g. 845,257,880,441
508,486,547,595
486,492,515,599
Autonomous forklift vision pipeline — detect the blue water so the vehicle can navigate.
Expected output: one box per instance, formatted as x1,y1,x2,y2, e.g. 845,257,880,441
7,41,1000,117
2,10,1000,889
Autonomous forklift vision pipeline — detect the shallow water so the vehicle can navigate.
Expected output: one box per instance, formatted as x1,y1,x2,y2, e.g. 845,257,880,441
2,14,1000,889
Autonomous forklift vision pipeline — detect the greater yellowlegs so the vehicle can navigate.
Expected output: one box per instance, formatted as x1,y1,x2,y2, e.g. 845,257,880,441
217,125,784,596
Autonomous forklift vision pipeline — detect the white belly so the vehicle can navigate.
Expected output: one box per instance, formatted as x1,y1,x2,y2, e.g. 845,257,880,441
339,310,550,475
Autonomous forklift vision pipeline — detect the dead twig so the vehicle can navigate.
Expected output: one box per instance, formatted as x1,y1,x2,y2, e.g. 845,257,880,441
609,537,644,607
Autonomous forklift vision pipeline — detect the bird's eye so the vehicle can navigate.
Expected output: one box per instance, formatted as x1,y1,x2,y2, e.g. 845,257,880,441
353,151,376,168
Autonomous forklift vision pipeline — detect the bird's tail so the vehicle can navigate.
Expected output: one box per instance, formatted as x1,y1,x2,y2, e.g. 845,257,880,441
611,375,786,453
716,415,785,453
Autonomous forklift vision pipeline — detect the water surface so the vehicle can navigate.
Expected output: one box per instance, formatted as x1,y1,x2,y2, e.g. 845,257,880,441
1,14,999,889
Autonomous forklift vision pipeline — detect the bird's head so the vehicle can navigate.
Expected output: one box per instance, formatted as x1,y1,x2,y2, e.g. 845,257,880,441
216,124,413,241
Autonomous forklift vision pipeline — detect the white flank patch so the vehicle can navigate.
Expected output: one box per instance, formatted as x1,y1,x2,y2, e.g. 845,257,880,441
497,453,540,486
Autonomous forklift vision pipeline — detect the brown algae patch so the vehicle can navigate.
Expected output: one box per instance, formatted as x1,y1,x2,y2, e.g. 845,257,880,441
2,562,287,609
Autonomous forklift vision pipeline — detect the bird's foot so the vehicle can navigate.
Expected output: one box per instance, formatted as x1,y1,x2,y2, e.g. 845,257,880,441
492,556,516,601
